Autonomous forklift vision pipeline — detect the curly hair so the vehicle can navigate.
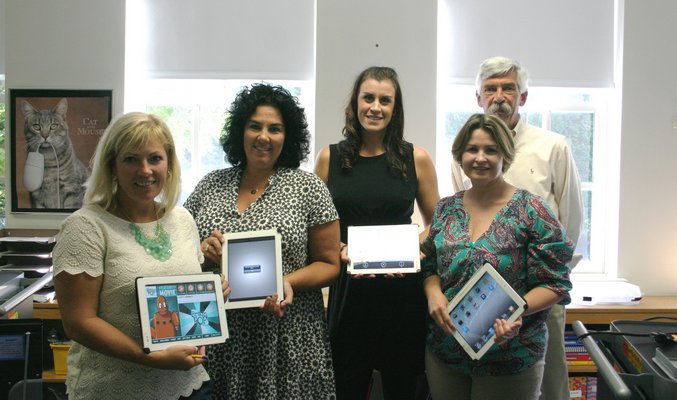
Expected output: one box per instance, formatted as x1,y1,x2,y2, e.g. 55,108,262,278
451,113,515,173
338,66,413,180
221,83,310,168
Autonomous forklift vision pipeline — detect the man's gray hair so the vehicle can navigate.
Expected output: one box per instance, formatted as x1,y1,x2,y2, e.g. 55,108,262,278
476,56,530,94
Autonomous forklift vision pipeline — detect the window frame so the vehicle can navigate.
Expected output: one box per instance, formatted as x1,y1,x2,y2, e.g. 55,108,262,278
139,78,315,204
436,84,614,276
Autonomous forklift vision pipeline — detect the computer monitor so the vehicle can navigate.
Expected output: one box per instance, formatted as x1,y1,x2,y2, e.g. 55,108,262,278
0,318,43,400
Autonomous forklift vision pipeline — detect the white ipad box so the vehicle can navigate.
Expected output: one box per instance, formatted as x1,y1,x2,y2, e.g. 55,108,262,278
347,224,421,275
445,263,527,360
136,273,229,352
221,229,284,309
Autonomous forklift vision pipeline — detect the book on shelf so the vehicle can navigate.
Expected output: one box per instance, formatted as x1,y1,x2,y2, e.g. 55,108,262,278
586,376,598,400
567,360,595,366
568,376,587,400
567,352,593,361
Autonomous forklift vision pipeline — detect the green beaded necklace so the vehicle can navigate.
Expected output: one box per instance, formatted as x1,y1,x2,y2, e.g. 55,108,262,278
121,206,173,262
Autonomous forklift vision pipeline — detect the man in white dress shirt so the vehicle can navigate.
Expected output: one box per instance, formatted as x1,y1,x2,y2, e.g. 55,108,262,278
451,56,584,400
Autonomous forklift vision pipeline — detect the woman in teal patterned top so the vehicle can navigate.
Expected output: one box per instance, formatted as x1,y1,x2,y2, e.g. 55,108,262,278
421,114,574,400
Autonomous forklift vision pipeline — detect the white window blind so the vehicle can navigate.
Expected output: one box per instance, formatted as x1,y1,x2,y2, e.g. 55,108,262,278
138,0,315,80
439,0,615,87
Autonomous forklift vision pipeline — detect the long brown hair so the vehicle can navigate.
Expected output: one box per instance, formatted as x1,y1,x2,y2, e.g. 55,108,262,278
338,66,412,180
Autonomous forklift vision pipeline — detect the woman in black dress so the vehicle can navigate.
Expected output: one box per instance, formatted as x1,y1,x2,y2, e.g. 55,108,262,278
315,66,439,400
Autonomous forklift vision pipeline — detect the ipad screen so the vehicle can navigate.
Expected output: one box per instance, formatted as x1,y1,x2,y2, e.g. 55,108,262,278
138,274,228,351
226,235,278,303
447,264,526,359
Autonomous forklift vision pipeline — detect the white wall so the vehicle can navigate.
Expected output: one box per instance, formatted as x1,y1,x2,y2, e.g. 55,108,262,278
616,0,677,295
3,1,676,295
4,0,125,229
315,0,437,162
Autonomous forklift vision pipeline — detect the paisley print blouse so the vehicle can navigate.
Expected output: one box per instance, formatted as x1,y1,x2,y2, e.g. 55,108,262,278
421,189,574,376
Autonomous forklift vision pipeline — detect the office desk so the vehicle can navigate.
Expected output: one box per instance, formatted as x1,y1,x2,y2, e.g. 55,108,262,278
566,296,677,325
565,296,677,374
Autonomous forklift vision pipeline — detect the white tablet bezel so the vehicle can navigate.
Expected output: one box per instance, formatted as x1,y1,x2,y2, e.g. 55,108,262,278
347,224,421,275
221,229,283,309
136,273,229,353
445,263,527,360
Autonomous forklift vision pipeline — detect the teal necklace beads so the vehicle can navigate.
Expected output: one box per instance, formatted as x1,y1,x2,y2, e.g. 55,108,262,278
129,221,173,261
120,205,173,262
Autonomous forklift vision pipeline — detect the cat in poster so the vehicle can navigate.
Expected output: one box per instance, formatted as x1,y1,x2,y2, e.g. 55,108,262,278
21,98,90,209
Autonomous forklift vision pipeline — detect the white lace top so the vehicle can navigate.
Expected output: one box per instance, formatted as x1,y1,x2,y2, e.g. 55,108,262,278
53,204,210,400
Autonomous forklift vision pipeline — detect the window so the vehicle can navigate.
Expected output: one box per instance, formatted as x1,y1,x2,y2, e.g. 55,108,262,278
125,0,316,205
140,79,314,205
437,85,612,274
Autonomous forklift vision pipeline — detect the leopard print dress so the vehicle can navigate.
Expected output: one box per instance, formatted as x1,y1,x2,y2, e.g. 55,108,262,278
184,167,338,400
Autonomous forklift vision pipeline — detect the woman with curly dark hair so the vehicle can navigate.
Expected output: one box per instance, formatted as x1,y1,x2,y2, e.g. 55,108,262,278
315,67,440,399
185,83,340,399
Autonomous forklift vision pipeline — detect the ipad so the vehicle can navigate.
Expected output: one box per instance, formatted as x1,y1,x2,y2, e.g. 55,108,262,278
347,224,421,275
221,229,283,309
445,263,527,360
136,273,229,352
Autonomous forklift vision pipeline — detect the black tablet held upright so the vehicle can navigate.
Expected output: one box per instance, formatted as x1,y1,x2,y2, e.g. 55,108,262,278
445,263,527,360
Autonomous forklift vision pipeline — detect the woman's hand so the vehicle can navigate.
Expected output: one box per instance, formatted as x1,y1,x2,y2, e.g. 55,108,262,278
339,242,349,264
493,316,523,344
260,279,294,318
220,274,231,302
145,345,208,371
341,243,378,280
427,289,455,335
201,230,225,265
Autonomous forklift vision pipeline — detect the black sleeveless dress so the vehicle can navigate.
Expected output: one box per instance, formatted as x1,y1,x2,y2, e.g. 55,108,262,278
326,143,427,378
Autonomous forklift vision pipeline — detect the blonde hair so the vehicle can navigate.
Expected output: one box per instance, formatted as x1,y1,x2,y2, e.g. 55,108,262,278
451,114,515,173
85,112,181,214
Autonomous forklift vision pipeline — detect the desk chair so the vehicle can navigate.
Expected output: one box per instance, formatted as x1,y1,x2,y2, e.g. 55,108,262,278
7,379,42,400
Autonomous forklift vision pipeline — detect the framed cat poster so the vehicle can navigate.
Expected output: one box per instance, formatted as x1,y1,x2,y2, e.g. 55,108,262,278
9,89,113,213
